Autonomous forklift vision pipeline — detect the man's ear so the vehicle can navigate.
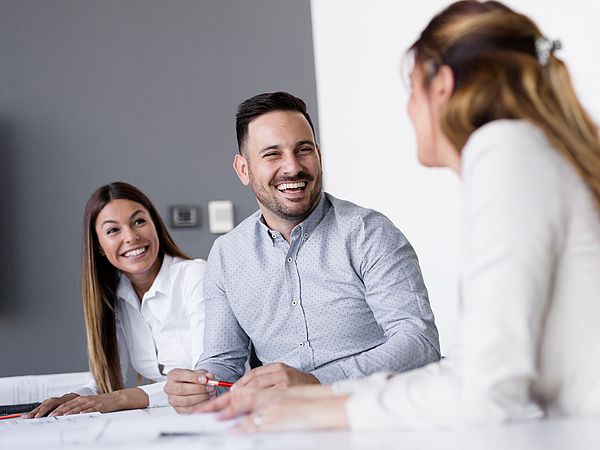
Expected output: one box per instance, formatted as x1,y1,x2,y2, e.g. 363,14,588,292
431,65,454,107
233,153,251,186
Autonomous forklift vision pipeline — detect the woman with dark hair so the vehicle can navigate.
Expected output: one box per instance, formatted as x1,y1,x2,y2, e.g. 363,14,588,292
27,182,208,417
198,0,600,430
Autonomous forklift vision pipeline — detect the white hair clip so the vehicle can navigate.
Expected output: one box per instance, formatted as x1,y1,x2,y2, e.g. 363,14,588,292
535,36,562,66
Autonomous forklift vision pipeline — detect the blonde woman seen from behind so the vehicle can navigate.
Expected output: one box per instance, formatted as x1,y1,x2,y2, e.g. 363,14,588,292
198,0,600,431
27,182,208,417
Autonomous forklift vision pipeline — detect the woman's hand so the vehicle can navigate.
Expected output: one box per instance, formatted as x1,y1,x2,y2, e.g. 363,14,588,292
25,393,80,418
26,387,149,418
234,395,350,433
197,383,335,419
196,386,278,418
45,392,124,416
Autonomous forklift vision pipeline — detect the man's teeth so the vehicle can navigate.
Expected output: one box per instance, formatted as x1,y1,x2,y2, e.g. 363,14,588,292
277,181,306,191
124,247,146,257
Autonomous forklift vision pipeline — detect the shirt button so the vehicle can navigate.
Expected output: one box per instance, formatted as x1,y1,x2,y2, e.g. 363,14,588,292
298,342,304,348
291,300,298,306
287,257,293,263
303,232,309,238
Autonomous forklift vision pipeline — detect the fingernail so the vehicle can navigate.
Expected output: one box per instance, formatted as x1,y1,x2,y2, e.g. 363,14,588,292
198,375,207,383
230,383,237,391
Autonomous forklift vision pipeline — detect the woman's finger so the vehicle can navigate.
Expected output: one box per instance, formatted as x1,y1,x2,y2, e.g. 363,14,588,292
51,398,87,416
34,399,62,418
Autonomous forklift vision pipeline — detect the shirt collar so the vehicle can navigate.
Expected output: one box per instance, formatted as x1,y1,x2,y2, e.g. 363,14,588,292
258,192,330,243
116,254,172,305
145,254,172,298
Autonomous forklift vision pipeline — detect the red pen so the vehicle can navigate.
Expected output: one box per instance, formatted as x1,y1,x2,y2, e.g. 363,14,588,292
203,379,233,388
0,413,22,420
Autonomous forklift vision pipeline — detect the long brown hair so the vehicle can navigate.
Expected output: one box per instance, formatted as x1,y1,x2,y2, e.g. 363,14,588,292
410,1,600,211
82,182,190,393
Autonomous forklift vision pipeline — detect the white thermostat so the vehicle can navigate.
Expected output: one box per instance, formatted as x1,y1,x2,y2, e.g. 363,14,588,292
208,200,234,234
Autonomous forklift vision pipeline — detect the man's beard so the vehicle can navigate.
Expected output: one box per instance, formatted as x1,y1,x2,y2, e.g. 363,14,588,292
250,170,322,222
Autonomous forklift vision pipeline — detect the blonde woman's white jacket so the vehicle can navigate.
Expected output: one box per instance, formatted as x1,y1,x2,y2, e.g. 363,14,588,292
333,120,600,429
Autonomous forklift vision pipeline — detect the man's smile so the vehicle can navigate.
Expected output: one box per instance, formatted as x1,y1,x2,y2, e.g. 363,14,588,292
276,181,307,192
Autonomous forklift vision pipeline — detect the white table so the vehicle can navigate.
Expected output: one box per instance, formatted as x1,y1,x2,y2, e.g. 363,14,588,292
46,408,600,450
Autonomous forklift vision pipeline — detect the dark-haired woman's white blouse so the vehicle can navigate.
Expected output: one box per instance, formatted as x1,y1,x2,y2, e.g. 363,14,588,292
75,255,206,407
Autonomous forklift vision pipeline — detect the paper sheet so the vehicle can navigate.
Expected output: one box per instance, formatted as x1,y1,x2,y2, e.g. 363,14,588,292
97,413,236,443
0,409,236,448
0,410,148,448
0,412,102,428
0,372,92,404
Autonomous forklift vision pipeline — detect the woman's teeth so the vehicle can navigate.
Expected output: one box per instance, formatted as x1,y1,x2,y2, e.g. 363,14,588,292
124,247,146,257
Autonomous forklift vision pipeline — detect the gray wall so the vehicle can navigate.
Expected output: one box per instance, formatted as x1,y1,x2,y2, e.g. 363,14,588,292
0,0,319,377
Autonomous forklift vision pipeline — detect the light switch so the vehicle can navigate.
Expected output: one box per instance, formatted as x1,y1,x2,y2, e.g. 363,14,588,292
208,200,234,234
170,205,199,228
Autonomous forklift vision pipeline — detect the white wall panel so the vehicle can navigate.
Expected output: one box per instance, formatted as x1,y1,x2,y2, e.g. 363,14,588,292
311,0,600,350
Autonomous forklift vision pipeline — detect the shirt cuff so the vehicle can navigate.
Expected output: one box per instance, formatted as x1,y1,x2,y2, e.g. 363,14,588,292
138,381,169,408
195,362,236,380
72,382,97,397
310,364,347,385
335,372,401,431
345,384,401,431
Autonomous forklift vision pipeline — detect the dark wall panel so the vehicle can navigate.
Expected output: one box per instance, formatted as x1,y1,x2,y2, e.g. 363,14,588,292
0,0,318,376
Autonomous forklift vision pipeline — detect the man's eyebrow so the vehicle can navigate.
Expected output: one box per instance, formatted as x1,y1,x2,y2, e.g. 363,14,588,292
258,144,282,154
258,140,315,154
295,140,315,147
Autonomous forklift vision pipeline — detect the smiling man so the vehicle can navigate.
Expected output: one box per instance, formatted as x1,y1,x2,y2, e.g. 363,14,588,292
165,92,440,413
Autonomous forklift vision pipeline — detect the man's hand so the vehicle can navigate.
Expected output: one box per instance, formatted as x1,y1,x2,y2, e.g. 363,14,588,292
164,369,216,414
233,363,320,390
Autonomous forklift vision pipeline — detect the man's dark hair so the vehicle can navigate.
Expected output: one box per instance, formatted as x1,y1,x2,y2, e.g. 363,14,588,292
235,91,316,154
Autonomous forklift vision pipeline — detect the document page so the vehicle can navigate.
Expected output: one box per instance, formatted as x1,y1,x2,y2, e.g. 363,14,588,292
0,372,92,404
0,410,148,448
0,412,102,428
98,412,236,443
0,409,237,448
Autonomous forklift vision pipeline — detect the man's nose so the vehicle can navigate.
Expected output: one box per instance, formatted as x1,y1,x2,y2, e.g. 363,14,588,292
281,152,302,175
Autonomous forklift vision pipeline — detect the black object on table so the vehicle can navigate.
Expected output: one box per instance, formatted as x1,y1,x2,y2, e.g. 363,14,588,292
0,402,41,415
